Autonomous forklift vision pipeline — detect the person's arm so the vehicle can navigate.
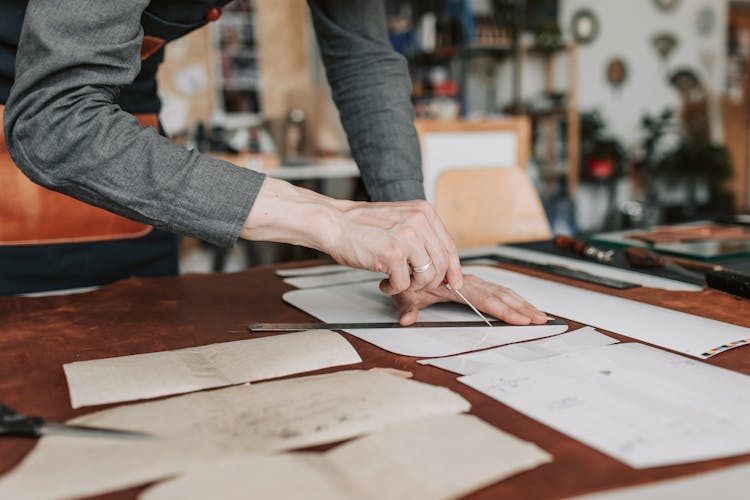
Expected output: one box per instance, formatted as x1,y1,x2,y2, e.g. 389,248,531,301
306,1,546,325
5,0,264,247
308,0,424,202
5,0,460,294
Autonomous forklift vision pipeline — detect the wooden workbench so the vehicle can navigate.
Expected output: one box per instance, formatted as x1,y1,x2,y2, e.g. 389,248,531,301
1,261,749,499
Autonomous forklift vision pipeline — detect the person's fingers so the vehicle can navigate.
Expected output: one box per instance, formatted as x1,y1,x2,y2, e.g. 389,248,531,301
379,253,412,295
412,200,462,290
407,249,437,291
496,288,548,323
444,247,463,290
461,275,546,324
398,302,420,325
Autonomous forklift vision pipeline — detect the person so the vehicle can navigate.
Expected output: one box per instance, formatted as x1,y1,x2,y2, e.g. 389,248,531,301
1,0,547,326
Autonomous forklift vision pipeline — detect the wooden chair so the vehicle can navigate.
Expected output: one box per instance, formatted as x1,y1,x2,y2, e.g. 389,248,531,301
415,118,551,248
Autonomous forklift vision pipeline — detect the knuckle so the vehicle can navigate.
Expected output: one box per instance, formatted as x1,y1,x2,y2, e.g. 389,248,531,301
397,224,419,241
382,242,404,262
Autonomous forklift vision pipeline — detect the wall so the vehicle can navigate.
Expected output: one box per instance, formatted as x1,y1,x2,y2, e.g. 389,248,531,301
470,0,728,231
558,0,727,146
477,0,727,147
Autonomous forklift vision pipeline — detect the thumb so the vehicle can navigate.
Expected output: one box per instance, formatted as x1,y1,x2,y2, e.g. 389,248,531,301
399,304,420,326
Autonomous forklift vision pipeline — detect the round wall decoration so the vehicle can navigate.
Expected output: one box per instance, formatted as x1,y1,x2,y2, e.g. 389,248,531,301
606,58,628,89
653,0,680,13
669,67,702,94
570,9,599,45
652,32,678,62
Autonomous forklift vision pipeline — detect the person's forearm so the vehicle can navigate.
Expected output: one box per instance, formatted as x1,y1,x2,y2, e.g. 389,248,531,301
241,177,347,251
309,0,424,202
5,0,263,247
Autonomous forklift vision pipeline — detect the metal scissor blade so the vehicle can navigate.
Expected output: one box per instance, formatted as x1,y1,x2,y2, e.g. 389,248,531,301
41,422,153,440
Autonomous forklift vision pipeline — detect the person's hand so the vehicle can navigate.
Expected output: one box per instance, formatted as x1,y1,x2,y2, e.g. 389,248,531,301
324,199,463,295
392,273,548,326
242,178,463,294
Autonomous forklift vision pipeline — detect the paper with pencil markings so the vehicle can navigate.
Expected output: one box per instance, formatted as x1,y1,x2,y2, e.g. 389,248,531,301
420,327,618,375
460,343,750,468
63,330,361,408
140,414,551,500
283,278,568,357
467,265,750,358
0,370,470,500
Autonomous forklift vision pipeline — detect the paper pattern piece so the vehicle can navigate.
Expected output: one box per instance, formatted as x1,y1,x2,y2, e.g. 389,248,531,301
140,414,552,500
284,269,385,289
64,330,361,408
276,264,349,277
0,370,469,500
460,343,750,468
420,327,618,375
570,462,750,500
459,245,703,291
467,265,750,358
283,280,568,357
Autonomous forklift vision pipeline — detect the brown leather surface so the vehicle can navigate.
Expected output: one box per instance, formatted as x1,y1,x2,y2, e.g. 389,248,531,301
0,106,155,245
0,261,749,499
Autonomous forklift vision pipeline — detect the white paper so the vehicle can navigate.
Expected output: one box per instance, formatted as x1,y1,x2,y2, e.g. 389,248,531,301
465,265,750,358
459,245,703,291
276,264,350,277
422,131,517,205
419,327,618,375
460,343,750,468
570,462,750,500
63,330,361,408
283,281,568,357
0,371,469,500
140,414,551,500
284,269,385,289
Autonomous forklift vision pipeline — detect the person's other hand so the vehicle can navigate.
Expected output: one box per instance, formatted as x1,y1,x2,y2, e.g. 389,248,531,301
392,273,548,326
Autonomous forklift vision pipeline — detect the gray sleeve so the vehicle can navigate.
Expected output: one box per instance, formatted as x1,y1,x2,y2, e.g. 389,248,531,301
4,0,265,247
308,0,425,202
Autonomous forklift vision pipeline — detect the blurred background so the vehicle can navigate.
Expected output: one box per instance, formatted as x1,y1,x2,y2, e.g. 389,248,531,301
160,0,750,272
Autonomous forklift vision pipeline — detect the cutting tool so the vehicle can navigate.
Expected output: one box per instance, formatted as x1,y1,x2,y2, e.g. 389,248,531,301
0,403,151,440
443,283,493,326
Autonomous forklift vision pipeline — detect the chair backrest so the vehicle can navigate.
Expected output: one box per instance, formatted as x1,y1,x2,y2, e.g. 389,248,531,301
434,167,551,248
415,118,550,248
415,118,531,205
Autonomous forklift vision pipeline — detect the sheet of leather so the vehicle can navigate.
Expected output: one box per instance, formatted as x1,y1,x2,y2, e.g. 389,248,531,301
0,370,470,500
0,106,153,245
139,415,551,500
63,329,363,408
0,263,749,499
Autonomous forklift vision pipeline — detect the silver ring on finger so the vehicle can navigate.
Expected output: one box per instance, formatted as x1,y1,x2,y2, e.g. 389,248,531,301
411,261,433,274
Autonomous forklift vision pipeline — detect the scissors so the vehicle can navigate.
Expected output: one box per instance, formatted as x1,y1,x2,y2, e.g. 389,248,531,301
0,403,151,440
